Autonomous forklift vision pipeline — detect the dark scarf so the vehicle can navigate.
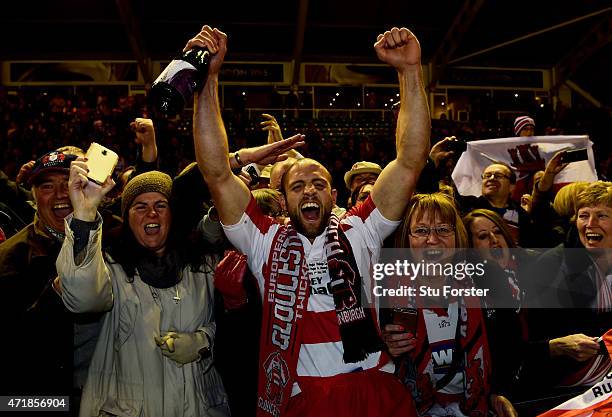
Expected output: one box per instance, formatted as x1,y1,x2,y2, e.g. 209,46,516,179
256,213,383,417
135,247,183,289
325,213,384,362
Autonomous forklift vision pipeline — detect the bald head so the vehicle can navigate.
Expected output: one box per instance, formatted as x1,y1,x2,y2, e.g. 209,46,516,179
281,158,332,193
270,157,297,191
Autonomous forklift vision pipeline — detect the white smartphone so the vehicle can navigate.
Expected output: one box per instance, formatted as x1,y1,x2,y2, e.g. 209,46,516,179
85,142,118,185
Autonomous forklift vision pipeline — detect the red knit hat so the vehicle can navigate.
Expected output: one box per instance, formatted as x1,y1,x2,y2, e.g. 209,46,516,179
514,116,535,136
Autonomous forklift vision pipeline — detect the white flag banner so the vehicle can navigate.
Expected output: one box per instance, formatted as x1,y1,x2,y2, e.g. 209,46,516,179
452,135,598,198
537,329,612,417
537,372,612,417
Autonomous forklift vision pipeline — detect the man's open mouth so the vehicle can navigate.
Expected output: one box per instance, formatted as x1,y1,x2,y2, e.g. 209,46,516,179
301,202,320,222
52,203,72,218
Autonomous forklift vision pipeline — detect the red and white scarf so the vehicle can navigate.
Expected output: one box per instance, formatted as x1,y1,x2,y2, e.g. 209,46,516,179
256,214,383,417
396,279,491,417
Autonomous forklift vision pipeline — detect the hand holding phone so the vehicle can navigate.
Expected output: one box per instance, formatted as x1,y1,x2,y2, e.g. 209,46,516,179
244,163,261,187
68,154,116,222
85,143,119,185
445,137,467,154
560,148,588,164
392,308,418,335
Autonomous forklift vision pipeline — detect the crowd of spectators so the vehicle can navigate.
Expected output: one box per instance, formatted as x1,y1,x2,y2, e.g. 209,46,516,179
2,85,610,188
0,26,612,417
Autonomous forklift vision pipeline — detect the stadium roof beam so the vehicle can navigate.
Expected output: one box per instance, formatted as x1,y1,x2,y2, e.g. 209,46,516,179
552,13,612,97
449,7,612,65
291,0,309,86
116,0,153,85
428,0,484,90
564,80,606,113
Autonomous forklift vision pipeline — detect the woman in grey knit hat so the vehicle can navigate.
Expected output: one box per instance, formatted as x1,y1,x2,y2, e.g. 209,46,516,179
56,165,229,417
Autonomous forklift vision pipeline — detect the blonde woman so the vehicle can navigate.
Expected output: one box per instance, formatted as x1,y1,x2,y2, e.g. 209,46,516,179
383,193,517,417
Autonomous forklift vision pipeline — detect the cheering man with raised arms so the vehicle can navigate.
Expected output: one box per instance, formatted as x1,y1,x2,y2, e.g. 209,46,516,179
190,24,430,417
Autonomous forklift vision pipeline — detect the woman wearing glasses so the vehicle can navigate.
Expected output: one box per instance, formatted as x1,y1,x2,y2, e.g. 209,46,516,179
382,193,517,417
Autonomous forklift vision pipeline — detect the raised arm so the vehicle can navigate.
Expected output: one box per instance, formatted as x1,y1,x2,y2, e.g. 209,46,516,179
57,158,115,313
370,27,430,221
188,26,250,225
190,26,304,225
131,117,158,164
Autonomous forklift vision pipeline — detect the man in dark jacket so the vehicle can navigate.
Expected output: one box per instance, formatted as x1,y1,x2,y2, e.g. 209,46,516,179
427,142,535,247
461,162,532,246
0,150,91,401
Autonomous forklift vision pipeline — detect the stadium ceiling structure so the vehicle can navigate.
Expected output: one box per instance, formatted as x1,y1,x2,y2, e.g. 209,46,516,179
1,0,610,107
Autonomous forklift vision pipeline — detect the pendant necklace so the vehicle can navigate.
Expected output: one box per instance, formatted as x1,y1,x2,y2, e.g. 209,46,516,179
173,285,181,304
149,284,180,304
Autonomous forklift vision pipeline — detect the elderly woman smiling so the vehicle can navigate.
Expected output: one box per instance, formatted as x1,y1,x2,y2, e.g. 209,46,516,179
526,181,612,394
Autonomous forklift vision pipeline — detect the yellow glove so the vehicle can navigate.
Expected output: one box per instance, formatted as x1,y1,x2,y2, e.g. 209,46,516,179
155,331,210,365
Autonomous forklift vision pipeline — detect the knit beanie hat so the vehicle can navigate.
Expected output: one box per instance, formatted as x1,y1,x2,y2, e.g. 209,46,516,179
514,116,535,136
121,171,172,217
